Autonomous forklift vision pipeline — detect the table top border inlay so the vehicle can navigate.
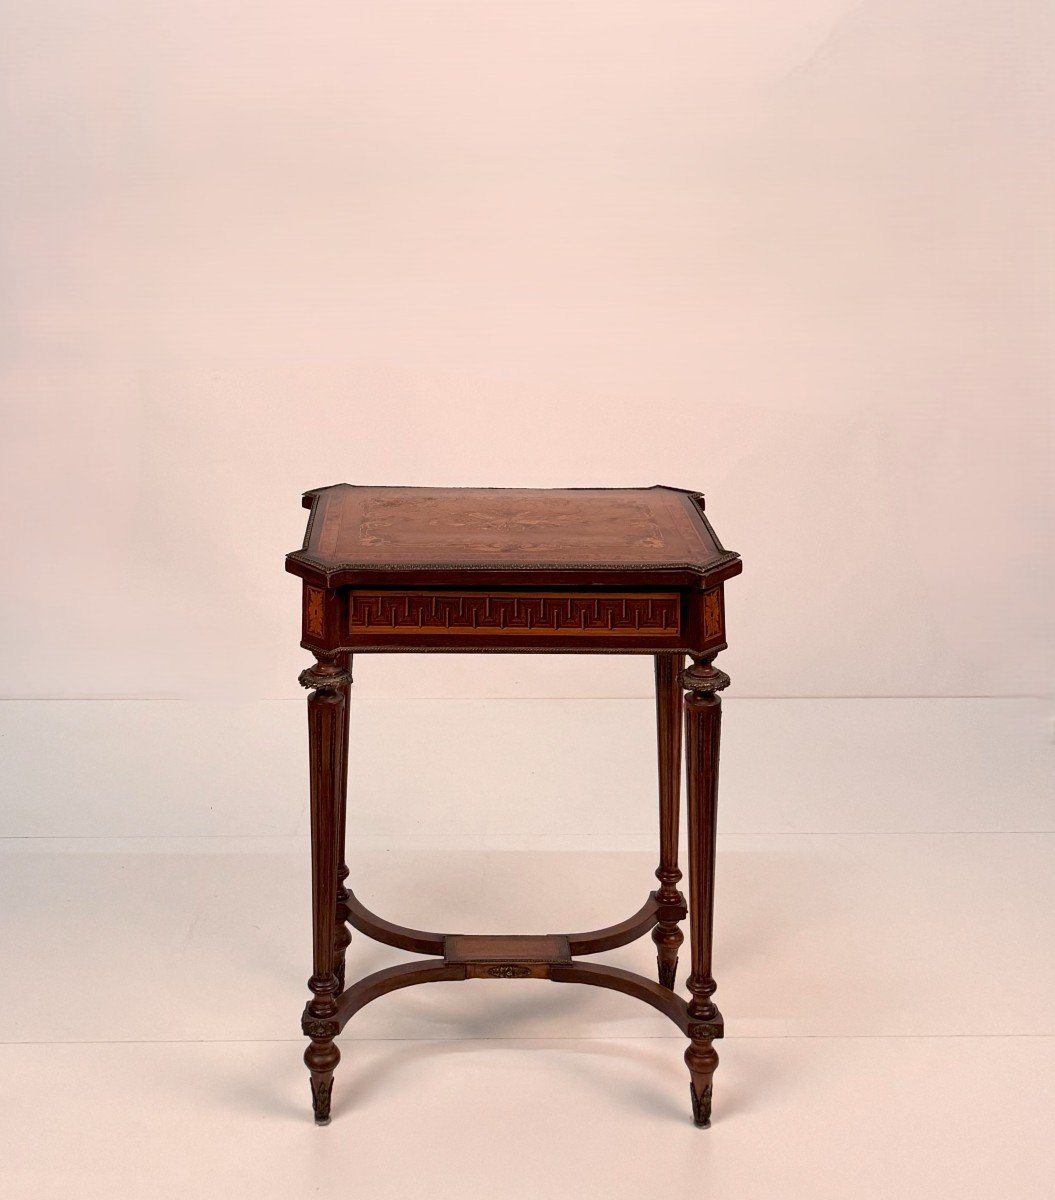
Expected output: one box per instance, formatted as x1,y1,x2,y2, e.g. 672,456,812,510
286,484,742,589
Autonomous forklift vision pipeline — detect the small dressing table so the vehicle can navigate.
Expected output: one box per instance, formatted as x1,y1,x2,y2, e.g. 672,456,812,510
285,484,742,1127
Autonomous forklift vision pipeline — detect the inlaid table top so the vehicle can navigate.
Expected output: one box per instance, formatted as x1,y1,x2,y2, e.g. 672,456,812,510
285,484,742,589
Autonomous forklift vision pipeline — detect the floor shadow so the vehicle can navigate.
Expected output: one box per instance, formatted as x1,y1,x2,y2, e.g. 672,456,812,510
330,1036,689,1124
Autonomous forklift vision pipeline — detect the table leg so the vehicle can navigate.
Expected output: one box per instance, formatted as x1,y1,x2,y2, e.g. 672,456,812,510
299,653,352,1125
333,654,352,996
652,653,685,989
681,656,730,1128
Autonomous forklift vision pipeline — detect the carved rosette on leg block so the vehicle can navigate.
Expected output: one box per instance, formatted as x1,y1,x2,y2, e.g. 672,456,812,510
299,653,353,1125
652,654,686,989
680,657,730,1128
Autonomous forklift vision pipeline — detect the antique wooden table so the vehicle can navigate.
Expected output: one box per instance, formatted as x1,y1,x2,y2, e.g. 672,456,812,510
285,485,742,1127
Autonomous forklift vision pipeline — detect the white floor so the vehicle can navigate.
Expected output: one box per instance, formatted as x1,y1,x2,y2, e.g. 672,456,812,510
0,699,1052,1198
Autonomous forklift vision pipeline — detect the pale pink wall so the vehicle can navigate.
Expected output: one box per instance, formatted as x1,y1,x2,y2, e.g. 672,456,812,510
1,2,1051,698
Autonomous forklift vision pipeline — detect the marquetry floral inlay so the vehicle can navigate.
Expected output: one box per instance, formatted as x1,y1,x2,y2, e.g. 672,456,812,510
702,590,723,640
306,587,326,636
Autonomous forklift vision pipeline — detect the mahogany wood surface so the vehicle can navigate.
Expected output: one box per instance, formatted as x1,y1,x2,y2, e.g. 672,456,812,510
681,658,731,1127
287,484,741,588
291,484,740,1128
332,653,352,996
300,656,348,1124
345,886,677,959
652,653,686,990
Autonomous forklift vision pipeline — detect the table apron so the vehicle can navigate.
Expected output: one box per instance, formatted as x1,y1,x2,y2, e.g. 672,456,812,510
301,585,727,655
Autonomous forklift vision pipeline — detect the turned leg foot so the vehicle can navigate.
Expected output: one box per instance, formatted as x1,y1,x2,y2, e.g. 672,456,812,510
652,921,683,990
305,1035,341,1125
686,1038,718,1128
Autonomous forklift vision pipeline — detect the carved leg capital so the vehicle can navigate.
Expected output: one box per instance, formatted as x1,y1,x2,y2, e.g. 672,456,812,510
299,655,353,693
679,658,731,698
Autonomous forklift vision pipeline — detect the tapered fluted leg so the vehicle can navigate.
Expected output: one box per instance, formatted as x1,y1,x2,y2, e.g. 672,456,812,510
680,656,729,1127
299,653,352,1125
652,654,685,989
333,654,353,995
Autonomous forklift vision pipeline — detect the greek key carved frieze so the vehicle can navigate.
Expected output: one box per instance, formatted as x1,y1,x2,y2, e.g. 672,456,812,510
348,591,680,638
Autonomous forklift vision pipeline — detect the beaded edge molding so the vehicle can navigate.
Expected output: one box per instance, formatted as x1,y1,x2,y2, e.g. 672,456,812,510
288,547,743,577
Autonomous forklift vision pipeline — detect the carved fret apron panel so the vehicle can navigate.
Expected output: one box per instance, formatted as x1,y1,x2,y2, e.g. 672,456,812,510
347,590,681,638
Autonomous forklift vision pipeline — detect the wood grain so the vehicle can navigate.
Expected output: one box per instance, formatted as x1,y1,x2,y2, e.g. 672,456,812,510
287,484,741,588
